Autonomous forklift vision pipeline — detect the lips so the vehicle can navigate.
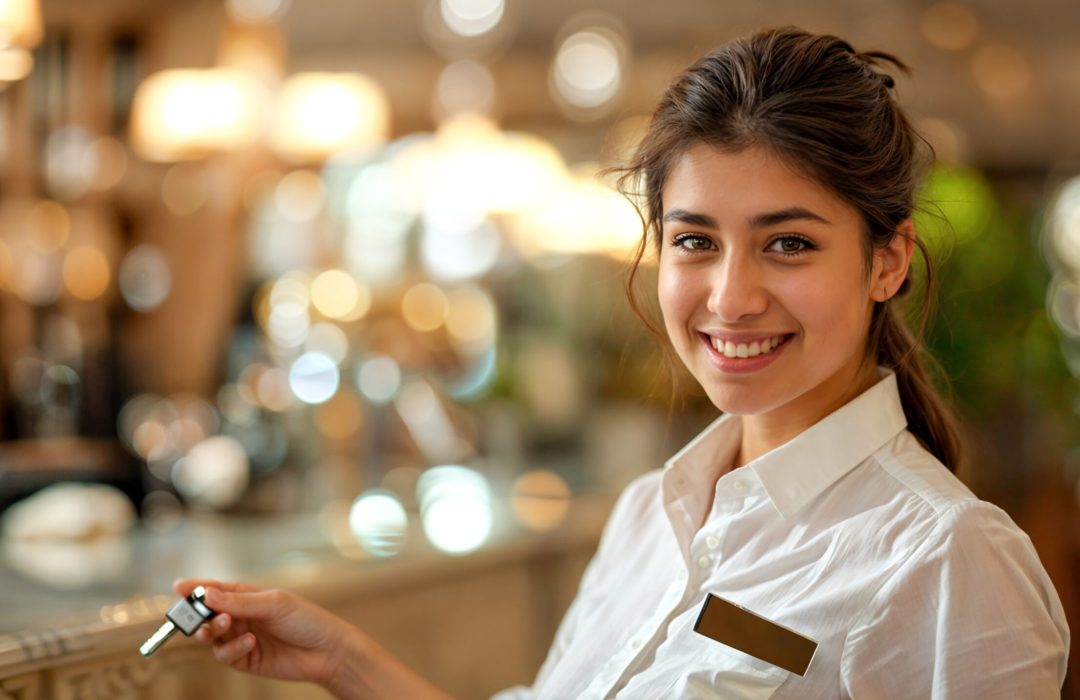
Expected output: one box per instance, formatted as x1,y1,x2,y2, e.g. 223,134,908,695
697,332,795,374
706,333,794,359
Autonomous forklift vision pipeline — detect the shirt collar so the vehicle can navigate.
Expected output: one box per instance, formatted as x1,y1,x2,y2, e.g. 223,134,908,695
664,367,908,520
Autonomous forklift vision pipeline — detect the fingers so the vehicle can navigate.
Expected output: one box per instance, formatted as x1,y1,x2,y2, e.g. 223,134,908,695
212,632,256,666
203,587,286,622
195,613,232,643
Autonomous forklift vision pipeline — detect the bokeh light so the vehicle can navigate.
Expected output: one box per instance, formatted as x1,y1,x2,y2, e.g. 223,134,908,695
130,68,266,162
118,244,171,311
256,366,294,411
446,284,497,351
971,43,1032,101
344,160,415,285
274,170,325,222
417,465,493,554
550,20,627,118
507,164,641,258
270,72,391,162
172,435,250,509
44,126,94,201
289,352,340,404
0,48,33,82
920,3,980,52
1047,277,1080,339
1048,175,1080,272
434,60,496,120
162,163,209,215
26,200,70,253
8,247,60,306
348,490,408,557
402,282,449,331
227,0,290,23
510,469,571,532
86,136,128,191
440,0,504,37
311,269,370,320
62,245,111,301
356,355,403,404
420,210,501,281
305,322,349,364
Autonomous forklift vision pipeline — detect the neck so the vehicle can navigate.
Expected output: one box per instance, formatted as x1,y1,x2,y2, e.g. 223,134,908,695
733,357,879,470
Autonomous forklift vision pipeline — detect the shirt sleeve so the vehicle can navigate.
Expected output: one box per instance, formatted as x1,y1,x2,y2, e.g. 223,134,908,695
490,472,661,700
840,500,1069,699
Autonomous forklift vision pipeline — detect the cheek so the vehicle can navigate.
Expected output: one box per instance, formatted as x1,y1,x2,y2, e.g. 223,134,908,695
782,266,868,344
656,266,694,329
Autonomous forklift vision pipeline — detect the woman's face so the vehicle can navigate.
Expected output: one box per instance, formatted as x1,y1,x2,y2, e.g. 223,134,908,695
657,144,878,421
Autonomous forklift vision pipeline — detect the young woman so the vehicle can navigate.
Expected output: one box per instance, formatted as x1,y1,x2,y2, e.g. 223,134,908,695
176,27,1069,698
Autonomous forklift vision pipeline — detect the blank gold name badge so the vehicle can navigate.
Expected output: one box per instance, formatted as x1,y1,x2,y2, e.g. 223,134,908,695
693,593,818,676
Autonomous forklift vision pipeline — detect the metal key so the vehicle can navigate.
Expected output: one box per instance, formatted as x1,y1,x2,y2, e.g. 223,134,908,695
140,585,217,657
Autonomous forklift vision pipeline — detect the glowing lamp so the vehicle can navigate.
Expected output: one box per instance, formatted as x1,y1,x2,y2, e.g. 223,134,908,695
270,72,391,163
0,0,42,50
130,68,266,162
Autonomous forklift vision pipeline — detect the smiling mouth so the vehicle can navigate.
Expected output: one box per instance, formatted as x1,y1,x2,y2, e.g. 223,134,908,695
703,333,795,359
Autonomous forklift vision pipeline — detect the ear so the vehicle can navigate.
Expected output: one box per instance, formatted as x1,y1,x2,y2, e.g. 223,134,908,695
871,219,916,302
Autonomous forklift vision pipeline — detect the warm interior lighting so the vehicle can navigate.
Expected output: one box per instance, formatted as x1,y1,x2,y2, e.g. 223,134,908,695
270,72,391,163
0,47,31,81
130,68,266,162
63,246,111,301
920,2,979,51
0,0,42,50
440,0,504,38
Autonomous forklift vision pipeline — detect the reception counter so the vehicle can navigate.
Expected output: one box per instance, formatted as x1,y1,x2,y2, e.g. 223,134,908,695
0,497,611,699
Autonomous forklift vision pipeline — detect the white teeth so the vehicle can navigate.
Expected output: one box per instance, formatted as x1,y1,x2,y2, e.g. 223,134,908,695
712,334,787,358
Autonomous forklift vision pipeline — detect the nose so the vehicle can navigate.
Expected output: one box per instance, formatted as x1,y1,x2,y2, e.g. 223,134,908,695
706,252,769,322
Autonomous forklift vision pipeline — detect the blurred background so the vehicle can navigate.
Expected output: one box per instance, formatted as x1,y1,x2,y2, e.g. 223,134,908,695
0,0,1078,697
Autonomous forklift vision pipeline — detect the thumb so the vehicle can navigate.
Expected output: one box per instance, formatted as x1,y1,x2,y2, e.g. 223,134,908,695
205,587,283,621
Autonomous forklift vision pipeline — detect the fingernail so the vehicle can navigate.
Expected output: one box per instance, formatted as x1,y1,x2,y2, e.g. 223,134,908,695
242,635,255,649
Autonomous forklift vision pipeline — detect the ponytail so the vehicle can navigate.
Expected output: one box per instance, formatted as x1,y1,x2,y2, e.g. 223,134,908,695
869,235,965,472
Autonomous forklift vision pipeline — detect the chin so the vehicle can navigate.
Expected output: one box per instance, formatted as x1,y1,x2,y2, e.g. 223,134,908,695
701,384,785,416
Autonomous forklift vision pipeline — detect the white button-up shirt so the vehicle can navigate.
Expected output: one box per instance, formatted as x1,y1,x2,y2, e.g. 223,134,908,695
494,370,1069,699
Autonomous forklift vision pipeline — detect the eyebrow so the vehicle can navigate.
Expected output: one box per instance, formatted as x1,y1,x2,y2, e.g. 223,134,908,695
661,206,832,229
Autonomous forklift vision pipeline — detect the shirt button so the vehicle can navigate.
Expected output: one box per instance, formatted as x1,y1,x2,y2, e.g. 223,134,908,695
697,554,710,569
706,535,720,550
732,479,746,492
631,637,642,650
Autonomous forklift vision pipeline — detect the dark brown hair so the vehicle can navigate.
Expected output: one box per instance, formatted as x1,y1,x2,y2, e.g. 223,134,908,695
615,26,964,472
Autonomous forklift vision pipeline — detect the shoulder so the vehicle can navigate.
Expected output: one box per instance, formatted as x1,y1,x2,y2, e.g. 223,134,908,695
866,431,1043,567
869,430,977,515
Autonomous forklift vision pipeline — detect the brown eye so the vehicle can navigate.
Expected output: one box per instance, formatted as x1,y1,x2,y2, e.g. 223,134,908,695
674,234,713,251
767,235,816,257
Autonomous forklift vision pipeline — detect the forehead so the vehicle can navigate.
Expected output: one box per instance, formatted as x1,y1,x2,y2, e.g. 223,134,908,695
660,144,857,225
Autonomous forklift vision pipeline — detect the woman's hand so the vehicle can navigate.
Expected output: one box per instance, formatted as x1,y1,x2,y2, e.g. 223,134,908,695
173,578,358,689
173,578,453,700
